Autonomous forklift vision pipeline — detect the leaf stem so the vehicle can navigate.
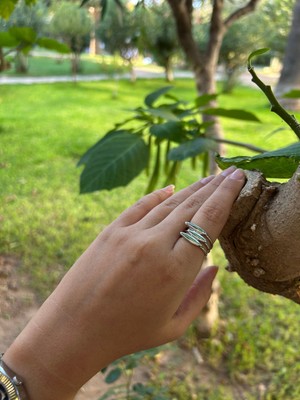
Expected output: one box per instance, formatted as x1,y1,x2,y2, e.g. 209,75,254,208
247,64,300,140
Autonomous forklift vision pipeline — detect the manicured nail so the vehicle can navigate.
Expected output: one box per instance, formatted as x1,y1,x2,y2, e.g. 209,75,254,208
162,184,175,194
221,166,236,177
229,168,245,181
200,175,215,184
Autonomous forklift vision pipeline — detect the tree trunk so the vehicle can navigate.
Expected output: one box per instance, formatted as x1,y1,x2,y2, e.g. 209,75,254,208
15,51,28,73
89,6,101,55
275,0,300,111
165,57,174,82
0,48,7,72
219,166,300,303
71,53,80,75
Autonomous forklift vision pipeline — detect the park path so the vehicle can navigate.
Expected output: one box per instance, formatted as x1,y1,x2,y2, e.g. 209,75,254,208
0,68,279,87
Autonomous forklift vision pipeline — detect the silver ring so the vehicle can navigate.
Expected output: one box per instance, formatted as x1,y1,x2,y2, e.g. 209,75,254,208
180,221,213,256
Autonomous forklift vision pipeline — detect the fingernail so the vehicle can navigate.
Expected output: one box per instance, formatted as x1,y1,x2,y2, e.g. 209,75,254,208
228,168,245,181
162,184,175,194
221,166,236,177
200,175,215,184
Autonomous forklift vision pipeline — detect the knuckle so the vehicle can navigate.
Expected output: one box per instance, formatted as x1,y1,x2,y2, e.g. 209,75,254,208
184,196,202,210
163,197,181,209
201,201,226,225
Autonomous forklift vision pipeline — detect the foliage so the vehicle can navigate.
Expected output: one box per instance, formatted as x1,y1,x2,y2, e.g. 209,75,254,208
0,0,69,73
48,2,92,55
0,0,36,19
216,48,300,177
136,3,180,81
97,2,139,65
78,86,262,194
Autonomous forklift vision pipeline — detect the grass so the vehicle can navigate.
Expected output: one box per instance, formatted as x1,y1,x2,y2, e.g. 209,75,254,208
1,78,300,399
3,53,128,77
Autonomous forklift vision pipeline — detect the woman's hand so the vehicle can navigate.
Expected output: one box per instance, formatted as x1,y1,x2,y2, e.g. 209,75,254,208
3,167,245,400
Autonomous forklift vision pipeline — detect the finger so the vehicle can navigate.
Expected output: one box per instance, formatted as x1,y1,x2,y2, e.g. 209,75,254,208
174,169,246,257
113,184,175,227
164,266,218,339
152,166,237,241
137,174,216,229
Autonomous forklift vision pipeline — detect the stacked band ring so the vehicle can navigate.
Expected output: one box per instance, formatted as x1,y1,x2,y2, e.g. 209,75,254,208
180,221,213,256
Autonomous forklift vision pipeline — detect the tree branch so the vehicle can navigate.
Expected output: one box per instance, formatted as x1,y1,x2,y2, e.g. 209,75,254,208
248,64,300,140
213,137,266,153
224,0,261,28
166,0,203,68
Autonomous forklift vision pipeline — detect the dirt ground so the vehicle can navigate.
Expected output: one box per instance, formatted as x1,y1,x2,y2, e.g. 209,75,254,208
0,254,264,400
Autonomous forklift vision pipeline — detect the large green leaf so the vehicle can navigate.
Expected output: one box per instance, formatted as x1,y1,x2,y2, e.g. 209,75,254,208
37,38,70,54
216,142,300,178
9,26,37,43
79,131,149,193
144,86,173,107
195,94,218,108
149,121,186,143
168,137,216,161
0,31,19,47
203,107,261,122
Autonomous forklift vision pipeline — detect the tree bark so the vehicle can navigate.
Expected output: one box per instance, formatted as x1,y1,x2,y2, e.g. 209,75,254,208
219,166,300,303
275,0,300,111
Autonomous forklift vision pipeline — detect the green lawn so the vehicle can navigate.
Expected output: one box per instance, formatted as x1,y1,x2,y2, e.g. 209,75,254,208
1,78,300,399
4,54,128,76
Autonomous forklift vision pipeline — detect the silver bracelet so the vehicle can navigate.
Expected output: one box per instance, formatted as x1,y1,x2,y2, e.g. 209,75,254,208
0,354,28,400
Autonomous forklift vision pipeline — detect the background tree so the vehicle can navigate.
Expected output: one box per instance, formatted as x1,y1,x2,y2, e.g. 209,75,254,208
1,0,47,73
137,2,180,82
48,1,92,74
275,0,300,110
217,0,294,92
97,3,139,81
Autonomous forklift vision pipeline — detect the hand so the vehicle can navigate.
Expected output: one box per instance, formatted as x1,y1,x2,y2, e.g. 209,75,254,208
3,167,245,400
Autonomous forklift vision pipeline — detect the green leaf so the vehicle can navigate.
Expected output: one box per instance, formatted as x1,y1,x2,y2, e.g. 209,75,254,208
79,132,149,193
105,368,122,384
149,121,186,143
78,130,127,167
247,48,270,65
203,107,261,122
147,107,178,121
283,89,300,99
0,31,19,47
9,26,37,43
195,94,218,108
168,137,216,161
216,142,300,178
37,38,70,54
144,86,173,107
0,0,18,19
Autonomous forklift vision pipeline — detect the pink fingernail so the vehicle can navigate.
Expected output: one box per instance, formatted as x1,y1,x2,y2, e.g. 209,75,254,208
162,184,175,193
200,175,215,184
229,168,245,181
221,166,236,177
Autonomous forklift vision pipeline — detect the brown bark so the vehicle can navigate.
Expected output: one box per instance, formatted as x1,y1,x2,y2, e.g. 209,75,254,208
219,166,300,303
